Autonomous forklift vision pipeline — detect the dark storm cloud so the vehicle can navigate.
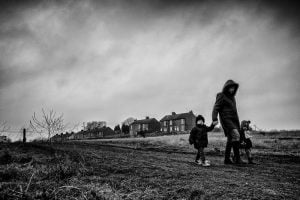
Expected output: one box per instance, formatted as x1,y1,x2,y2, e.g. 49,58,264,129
260,0,300,27
0,0,300,134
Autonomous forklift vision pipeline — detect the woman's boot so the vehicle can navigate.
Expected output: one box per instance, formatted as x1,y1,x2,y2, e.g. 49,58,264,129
224,141,233,164
232,141,245,164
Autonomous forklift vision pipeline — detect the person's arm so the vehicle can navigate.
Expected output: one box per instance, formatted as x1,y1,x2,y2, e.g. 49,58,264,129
206,123,215,132
189,128,195,144
212,93,224,122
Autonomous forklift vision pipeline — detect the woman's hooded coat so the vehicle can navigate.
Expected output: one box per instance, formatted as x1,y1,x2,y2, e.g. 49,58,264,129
212,80,240,136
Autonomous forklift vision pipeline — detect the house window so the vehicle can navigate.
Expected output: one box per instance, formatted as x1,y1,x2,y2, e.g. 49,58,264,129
142,124,148,131
180,119,185,131
164,121,167,126
169,120,173,131
180,119,185,125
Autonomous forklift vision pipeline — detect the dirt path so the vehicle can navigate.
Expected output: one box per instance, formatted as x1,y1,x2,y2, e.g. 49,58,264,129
57,142,300,200
1,143,299,199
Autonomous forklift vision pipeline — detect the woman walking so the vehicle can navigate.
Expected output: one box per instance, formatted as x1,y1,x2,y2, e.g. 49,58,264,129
212,80,245,164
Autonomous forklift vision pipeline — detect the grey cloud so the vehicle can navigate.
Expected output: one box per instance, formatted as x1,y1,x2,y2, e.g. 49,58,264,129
0,0,300,131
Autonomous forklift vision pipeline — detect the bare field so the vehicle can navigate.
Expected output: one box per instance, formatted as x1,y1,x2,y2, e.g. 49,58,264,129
0,133,299,200
79,132,300,156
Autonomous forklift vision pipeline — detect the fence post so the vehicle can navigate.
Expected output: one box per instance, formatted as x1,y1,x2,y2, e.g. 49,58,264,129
23,128,26,143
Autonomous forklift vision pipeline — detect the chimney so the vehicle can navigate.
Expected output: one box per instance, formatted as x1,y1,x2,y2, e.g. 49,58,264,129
146,116,149,119
172,112,176,115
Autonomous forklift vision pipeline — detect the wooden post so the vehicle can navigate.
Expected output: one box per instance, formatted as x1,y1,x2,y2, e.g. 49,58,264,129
23,128,26,143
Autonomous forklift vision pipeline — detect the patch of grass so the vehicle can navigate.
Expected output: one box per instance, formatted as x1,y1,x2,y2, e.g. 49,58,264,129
0,150,12,165
1,141,299,200
0,166,21,182
91,132,300,156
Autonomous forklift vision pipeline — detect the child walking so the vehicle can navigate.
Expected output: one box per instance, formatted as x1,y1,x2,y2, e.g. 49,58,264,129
240,120,255,164
189,115,216,166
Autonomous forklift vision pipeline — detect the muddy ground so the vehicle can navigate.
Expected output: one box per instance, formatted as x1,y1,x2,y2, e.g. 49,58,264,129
0,141,299,200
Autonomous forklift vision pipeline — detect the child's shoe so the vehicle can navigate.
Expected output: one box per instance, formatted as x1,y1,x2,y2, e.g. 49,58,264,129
202,160,211,167
195,160,202,165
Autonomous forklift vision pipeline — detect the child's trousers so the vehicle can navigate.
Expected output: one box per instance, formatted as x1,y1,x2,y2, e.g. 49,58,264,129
196,147,205,162
245,148,252,160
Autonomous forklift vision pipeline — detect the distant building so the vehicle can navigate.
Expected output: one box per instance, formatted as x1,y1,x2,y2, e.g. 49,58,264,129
51,134,61,142
74,130,85,140
130,117,161,136
160,111,196,133
62,132,73,141
51,132,73,142
85,121,107,131
74,127,116,139
67,132,75,140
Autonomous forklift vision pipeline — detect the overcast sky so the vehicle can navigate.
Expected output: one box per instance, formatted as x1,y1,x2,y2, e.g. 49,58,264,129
0,0,300,139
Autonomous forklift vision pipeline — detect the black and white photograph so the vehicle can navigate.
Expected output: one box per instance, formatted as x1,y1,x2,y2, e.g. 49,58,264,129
0,0,299,199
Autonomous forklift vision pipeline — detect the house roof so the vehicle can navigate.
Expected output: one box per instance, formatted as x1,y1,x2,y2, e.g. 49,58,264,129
131,118,158,125
160,111,195,122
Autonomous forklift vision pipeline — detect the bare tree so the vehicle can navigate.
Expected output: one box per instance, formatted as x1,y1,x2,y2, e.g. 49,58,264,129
0,121,10,136
30,109,68,142
122,117,136,126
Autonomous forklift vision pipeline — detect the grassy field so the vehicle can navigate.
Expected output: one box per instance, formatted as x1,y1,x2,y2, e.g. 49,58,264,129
80,131,300,156
0,132,299,200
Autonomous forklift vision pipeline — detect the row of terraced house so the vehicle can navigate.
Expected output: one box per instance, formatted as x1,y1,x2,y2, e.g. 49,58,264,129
51,111,196,142
130,111,196,135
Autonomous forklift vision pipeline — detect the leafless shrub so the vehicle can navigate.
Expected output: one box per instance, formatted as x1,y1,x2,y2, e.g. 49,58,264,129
0,121,10,136
30,109,74,142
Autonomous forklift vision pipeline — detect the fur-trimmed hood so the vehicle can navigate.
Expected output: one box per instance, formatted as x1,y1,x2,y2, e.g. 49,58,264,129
222,79,239,96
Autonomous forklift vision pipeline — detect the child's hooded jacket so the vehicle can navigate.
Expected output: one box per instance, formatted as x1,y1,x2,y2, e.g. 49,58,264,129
189,116,215,148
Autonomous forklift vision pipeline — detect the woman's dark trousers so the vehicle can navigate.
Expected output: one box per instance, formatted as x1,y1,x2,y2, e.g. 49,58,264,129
225,129,243,164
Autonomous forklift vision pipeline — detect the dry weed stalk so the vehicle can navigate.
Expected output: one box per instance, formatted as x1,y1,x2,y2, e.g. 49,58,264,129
25,171,35,192
54,185,87,200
